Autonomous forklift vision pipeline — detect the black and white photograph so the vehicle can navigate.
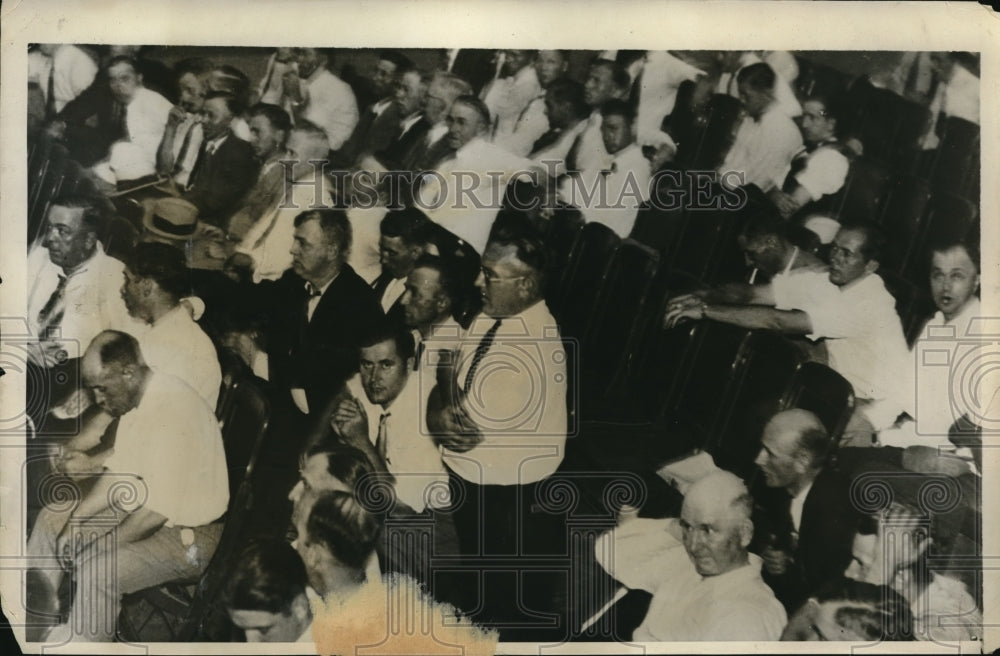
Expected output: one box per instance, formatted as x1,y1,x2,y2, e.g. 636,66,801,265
0,1,996,653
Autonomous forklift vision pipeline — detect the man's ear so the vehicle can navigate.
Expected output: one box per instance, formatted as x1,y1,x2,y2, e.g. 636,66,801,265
864,258,880,275
739,518,754,548
83,230,99,252
120,363,137,380
291,593,310,621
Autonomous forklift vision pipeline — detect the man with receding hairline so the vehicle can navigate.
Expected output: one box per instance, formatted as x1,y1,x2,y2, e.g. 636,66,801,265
26,329,227,642
752,409,860,611
598,471,786,641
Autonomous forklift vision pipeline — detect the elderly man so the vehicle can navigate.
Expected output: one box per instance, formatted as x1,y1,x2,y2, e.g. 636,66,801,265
262,209,384,416
374,68,431,168
597,471,787,641
665,222,912,442
332,51,411,166
285,47,358,150
751,409,859,610
427,233,566,633
718,62,803,192
224,539,314,643
120,242,222,408
559,99,651,238
26,330,228,642
415,95,539,253
401,72,471,171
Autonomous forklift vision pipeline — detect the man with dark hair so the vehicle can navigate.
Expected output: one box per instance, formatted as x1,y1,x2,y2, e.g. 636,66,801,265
482,50,543,150
426,233,566,634
751,409,860,611
719,62,802,192
28,194,141,369
224,102,293,240
87,55,174,185
285,47,358,150
120,242,221,408
566,58,631,172
26,330,228,642
665,222,912,441
319,323,457,593
401,254,467,367
156,58,214,188
182,90,260,225
293,489,382,598
332,51,414,167
769,92,852,219
263,208,384,416
225,539,314,643
493,50,569,157
371,208,430,324
781,578,915,641
416,95,539,254
598,471,787,640
529,78,589,168
559,98,651,238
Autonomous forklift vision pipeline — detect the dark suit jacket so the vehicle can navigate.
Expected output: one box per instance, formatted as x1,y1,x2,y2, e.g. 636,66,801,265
752,468,860,611
402,133,454,173
371,272,408,328
263,265,385,415
378,116,431,170
184,130,260,225
332,100,402,168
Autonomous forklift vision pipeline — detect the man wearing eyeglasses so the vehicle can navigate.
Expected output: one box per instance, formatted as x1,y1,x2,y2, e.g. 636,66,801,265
426,233,567,638
664,221,912,446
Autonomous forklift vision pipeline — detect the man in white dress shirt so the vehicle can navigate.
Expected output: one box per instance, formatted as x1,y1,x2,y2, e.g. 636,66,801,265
416,95,540,253
427,233,567,633
29,44,98,116
401,72,471,171
597,471,787,641
27,330,228,642
559,99,651,238
285,47,358,150
120,242,222,409
718,62,802,192
567,59,632,173
481,50,541,144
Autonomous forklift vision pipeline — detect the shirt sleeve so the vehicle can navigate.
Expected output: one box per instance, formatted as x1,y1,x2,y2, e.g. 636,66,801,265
795,148,850,201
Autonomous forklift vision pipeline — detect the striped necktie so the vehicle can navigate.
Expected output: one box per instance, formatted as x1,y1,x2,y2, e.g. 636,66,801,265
464,319,502,394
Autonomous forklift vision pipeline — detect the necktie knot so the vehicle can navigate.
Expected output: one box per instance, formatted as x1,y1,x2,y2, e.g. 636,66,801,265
305,282,322,297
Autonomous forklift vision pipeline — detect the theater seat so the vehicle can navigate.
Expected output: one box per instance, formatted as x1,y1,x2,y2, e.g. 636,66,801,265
779,361,855,451
551,222,620,339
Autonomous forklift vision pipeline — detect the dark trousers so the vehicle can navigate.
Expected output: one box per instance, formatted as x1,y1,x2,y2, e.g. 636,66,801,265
446,470,569,640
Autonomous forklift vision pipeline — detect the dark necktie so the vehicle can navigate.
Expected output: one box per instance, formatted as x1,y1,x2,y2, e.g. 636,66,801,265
414,338,425,372
187,140,211,191
375,412,391,465
36,274,69,334
300,282,322,342
110,100,127,141
371,272,392,299
464,319,501,394
530,128,564,157
45,64,57,120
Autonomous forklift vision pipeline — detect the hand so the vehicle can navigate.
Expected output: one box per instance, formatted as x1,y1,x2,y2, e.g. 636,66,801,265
45,120,67,140
431,404,484,453
649,141,676,171
663,294,706,328
222,252,254,283
166,105,188,127
27,341,70,368
761,545,792,576
332,397,368,442
56,450,102,476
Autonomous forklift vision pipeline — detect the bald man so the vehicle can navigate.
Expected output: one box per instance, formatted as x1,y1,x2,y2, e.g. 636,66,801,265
27,330,228,642
751,409,860,611
597,471,786,641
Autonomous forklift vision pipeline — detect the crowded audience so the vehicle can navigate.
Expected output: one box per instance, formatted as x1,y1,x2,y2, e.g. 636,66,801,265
22,45,983,647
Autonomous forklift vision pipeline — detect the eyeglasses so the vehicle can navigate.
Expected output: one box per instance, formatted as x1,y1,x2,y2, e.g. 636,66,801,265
479,267,524,285
829,244,862,260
